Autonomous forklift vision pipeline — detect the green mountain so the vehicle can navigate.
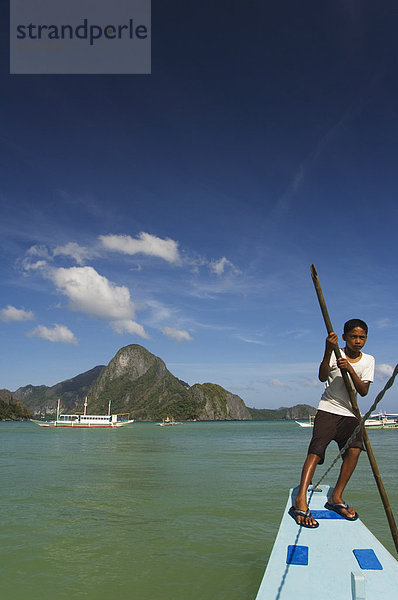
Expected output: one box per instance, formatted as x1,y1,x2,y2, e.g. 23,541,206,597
0,389,32,420
9,345,316,422
10,345,251,421
248,403,316,420
13,365,105,417
87,345,251,421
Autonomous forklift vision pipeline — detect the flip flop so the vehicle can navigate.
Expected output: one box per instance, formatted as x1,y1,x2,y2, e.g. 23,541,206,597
324,501,358,521
288,506,319,528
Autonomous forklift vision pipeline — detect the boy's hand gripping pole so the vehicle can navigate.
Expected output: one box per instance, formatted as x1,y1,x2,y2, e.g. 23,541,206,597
310,264,398,554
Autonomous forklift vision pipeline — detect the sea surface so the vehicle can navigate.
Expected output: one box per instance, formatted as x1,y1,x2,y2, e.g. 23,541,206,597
1,420,397,600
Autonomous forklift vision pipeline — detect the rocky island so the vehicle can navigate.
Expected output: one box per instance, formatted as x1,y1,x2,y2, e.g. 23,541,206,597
7,344,315,421
12,344,251,421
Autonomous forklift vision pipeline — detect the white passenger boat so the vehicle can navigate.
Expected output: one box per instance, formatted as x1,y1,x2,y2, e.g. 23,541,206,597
295,413,398,430
254,484,398,599
364,413,398,429
31,398,134,428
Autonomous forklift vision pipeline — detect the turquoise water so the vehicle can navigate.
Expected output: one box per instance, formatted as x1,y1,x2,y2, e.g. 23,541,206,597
1,421,397,599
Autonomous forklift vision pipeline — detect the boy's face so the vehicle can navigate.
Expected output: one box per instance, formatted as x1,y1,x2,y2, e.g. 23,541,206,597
342,327,367,352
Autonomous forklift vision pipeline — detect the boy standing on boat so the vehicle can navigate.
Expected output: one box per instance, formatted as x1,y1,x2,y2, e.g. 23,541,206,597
289,319,375,528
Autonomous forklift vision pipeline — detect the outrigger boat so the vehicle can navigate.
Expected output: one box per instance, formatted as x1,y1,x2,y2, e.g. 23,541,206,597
295,415,314,428
296,413,398,430
363,413,398,429
157,416,182,426
255,484,398,599
31,398,134,428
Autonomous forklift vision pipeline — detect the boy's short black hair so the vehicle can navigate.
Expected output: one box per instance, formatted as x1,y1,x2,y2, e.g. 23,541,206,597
344,319,368,335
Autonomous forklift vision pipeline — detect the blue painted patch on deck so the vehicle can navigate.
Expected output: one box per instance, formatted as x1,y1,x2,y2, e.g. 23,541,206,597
311,509,343,519
353,549,383,570
286,545,308,566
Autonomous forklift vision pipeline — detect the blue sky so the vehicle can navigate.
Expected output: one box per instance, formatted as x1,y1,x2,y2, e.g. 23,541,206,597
1,2,397,411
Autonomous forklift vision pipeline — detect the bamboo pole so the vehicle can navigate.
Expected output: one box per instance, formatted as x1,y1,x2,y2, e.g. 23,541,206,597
310,264,398,554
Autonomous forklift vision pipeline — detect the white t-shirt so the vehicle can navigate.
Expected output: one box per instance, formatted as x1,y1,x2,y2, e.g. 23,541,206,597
317,349,375,417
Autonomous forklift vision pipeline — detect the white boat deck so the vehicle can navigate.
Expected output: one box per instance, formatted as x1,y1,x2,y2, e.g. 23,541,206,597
255,485,398,600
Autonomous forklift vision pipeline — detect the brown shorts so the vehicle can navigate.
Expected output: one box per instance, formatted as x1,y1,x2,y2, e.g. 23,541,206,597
307,410,365,464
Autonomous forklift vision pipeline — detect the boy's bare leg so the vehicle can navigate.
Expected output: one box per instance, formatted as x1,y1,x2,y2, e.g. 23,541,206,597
331,447,361,518
293,453,320,526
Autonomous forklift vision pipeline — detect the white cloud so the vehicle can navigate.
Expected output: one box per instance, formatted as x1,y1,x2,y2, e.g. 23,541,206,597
99,232,180,264
50,266,134,320
301,378,320,388
18,245,52,272
111,319,149,339
209,256,239,276
234,334,266,345
375,318,398,329
22,258,48,271
161,327,193,343
375,318,391,329
53,242,93,265
376,364,394,378
230,384,257,393
0,305,35,322
144,300,174,325
278,329,310,339
19,246,50,271
27,324,78,345
267,378,290,388
27,245,51,259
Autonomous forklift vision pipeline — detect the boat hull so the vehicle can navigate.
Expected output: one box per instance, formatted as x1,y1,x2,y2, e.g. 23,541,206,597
31,420,134,428
255,484,398,599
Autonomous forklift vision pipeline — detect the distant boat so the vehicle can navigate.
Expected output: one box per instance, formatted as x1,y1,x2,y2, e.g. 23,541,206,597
295,413,398,430
295,415,314,428
157,416,182,426
254,484,398,599
31,398,134,428
363,413,398,429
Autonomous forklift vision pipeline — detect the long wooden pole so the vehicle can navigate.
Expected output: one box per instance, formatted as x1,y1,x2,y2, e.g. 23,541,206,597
310,264,398,554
